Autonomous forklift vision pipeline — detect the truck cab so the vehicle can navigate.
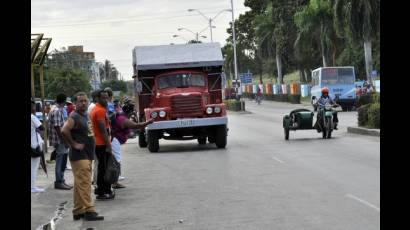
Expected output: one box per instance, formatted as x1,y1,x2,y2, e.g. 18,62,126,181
132,43,228,152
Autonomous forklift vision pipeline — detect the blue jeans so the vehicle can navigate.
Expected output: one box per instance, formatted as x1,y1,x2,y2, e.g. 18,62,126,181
54,143,69,184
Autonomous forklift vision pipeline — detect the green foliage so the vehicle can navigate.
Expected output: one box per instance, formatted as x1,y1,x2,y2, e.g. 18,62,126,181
357,103,370,127
44,65,91,99
100,79,128,93
223,99,244,111
367,103,380,129
357,101,379,129
222,0,380,86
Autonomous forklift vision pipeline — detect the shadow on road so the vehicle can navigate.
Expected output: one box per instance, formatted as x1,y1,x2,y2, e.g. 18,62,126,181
149,143,227,154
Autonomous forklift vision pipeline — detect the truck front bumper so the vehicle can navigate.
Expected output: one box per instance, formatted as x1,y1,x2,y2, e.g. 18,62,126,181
146,117,228,131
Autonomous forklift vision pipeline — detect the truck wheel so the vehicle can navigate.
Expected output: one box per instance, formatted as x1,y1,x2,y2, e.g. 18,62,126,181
198,137,206,145
147,130,159,152
208,136,215,143
215,125,227,148
138,131,147,148
284,128,289,140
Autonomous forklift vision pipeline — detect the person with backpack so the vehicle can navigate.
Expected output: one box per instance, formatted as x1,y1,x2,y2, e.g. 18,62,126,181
110,100,153,189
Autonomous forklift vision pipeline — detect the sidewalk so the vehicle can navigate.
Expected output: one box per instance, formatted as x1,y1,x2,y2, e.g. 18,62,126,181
32,146,75,230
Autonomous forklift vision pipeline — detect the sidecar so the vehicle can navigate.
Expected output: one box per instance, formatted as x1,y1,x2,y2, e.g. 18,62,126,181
283,109,315,140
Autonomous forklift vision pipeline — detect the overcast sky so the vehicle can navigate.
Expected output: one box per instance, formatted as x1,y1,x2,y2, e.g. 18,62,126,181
31,0,250,81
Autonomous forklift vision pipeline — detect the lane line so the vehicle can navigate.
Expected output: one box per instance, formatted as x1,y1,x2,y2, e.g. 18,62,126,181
346,194,380,212
272,157,285,164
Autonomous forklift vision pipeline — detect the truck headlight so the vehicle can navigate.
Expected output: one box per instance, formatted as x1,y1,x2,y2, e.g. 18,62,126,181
159,110,166,118
214,106,221,113
151,111,158,118
206,107,213,114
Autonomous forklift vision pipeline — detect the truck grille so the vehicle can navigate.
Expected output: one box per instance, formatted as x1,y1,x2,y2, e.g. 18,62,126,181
171,95,203,118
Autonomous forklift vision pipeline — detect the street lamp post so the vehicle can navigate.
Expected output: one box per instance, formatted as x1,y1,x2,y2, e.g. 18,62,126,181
230,0,239,100
172,34,189,43
188,8,231,42
178,27,208,42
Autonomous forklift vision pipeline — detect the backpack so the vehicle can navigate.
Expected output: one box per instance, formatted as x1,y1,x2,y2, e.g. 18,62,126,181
104,153,120,184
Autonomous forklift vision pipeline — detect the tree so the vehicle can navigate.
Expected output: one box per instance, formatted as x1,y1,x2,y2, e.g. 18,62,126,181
333,0,380,82
294,0,338,67
44,65,91,99
100,79,127,93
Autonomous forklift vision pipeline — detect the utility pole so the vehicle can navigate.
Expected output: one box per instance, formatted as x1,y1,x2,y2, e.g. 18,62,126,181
230,0,239,100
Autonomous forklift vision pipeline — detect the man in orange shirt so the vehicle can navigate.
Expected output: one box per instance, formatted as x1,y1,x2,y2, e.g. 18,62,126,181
89,90,114,200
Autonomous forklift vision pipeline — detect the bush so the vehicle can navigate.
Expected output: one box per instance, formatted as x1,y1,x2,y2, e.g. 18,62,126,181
357,103,380,129
371,92,380,104
357,94,372,107
367,103,380,129
358,104,371,127
288,94,301,104
358,92,380,107
223,99,244,111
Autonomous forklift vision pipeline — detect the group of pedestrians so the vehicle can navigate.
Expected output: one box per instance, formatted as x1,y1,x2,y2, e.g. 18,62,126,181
30,88,153,221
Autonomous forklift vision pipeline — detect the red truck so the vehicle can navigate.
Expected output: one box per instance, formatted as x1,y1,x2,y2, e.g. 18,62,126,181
132,43,228,152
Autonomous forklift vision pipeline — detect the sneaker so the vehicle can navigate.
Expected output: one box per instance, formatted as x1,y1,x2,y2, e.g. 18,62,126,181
31,187,44,193
84,212,104,221
63,182,73,189
118,176,125,181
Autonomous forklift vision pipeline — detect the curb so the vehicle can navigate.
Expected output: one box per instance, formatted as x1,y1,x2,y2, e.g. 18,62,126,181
227,110,252,114
347,126,380,137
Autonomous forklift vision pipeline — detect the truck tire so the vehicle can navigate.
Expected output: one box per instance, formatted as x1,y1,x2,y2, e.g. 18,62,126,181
138,131,147,148
198,137,206,145
147,130,159,152
208,136,215,143
215,125,227,148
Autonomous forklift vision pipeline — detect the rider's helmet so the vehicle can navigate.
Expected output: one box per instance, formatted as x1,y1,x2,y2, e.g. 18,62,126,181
321,87,329,94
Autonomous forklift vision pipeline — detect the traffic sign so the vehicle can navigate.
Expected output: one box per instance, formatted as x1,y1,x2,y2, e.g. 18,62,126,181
239,72,252,84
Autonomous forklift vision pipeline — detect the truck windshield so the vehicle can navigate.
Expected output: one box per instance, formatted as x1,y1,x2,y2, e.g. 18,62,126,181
321,68,355,84
158,73,205,89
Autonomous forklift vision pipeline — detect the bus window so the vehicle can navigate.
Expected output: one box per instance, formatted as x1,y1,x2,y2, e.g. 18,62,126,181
322,68,338,84
337,68,355,84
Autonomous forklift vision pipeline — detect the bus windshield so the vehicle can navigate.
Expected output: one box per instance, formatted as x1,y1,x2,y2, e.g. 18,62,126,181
321,68,354,84
158,73,205,89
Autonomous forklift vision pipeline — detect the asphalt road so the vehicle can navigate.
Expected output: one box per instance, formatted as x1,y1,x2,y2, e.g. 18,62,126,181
32,99,380,230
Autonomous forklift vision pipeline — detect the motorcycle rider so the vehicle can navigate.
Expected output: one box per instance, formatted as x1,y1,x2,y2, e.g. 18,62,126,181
313,87,339,131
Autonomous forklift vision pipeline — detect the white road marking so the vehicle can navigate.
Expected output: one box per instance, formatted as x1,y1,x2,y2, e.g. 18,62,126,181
272,157,285,164
346,194,380,212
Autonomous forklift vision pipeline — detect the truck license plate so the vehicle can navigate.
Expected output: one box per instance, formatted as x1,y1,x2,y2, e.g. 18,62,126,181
176,119,195,127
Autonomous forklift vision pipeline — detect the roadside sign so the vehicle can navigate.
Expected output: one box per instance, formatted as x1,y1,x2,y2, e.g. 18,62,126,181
239,72,252,84
371,70,377,77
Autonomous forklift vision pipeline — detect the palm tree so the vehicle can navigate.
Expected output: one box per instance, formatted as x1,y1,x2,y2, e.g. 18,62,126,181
254,3,284,84
294,0,336,67
333,0,380,83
